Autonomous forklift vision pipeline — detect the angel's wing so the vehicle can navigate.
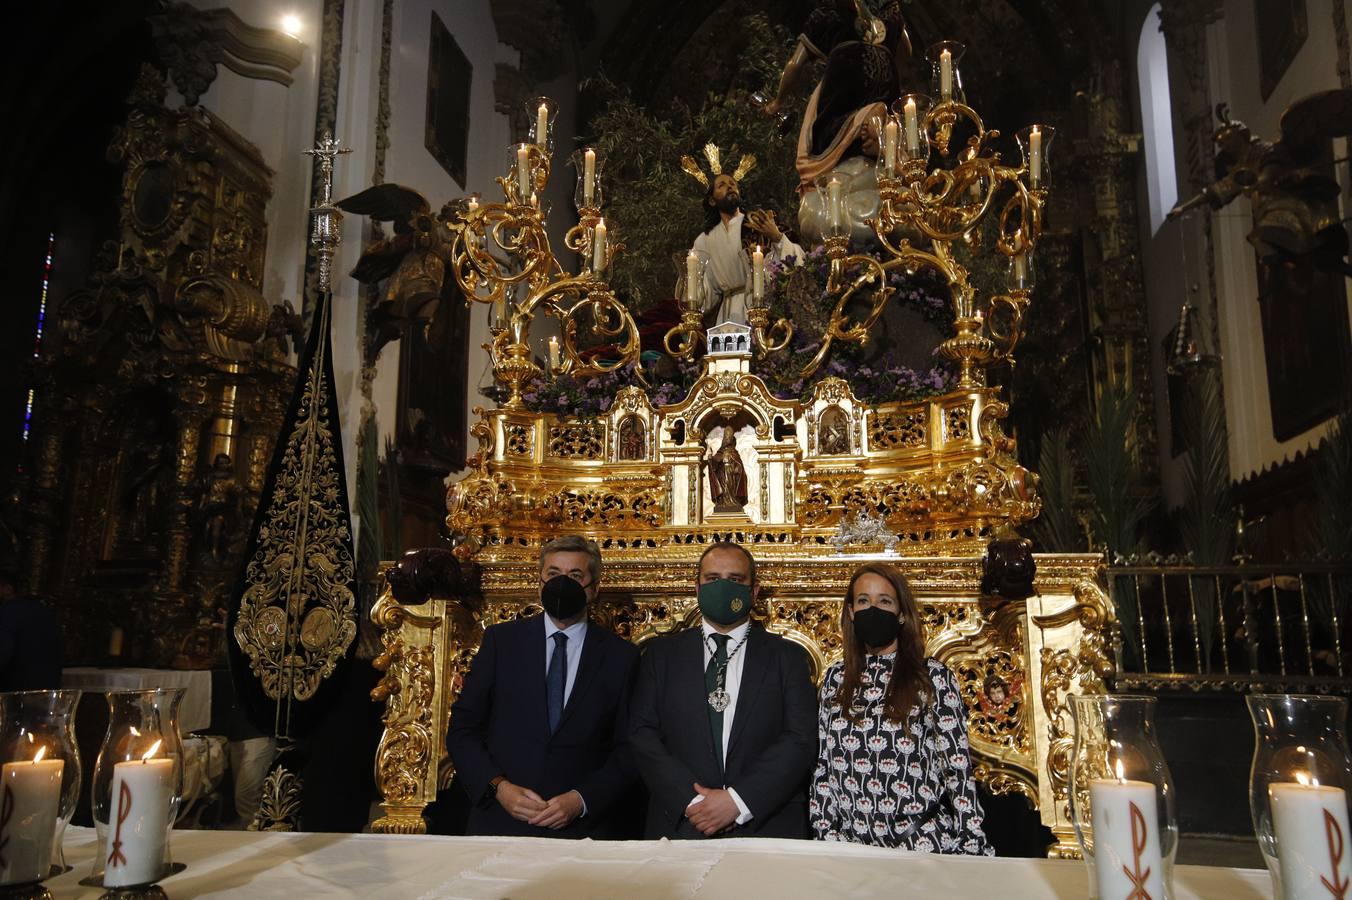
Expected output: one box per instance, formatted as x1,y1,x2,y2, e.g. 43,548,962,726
1277,88,1352,165
336,184,431,234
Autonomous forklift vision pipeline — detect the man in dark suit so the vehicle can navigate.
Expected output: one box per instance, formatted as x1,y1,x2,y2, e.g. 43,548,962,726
447,536,639,838
0,568,63,692
629,541,817,839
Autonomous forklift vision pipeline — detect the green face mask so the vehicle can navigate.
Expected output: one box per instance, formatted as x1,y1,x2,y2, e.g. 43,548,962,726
698,578,753,626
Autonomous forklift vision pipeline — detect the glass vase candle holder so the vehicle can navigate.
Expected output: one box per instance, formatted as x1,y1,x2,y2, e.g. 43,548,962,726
86,689,185,896
870,111,903,184
813,173,851,243
526,96,557,153
1016,124,1055,191
1247,694,1352,900
0,689,82,896
1071,694,1179,900
675,249,710,313
892,94,932,162
507,143,540,204
1007,250,1035,293
925,41,966,104
572,147,604,213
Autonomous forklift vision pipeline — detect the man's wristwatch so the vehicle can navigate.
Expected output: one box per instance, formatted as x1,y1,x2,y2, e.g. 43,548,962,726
487,775,506,799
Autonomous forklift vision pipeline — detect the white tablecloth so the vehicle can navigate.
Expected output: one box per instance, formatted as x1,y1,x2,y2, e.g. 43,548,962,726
62,667,213,732
46,827,1274,899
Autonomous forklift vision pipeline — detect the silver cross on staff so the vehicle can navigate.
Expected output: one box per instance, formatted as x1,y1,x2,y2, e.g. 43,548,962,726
305,132,352,294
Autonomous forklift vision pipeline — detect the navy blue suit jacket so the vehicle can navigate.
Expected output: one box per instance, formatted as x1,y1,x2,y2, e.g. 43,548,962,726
446,613,640,838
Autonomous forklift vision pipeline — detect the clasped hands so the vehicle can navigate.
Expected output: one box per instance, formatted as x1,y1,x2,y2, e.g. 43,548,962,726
496,780,583,829
684,782,740,836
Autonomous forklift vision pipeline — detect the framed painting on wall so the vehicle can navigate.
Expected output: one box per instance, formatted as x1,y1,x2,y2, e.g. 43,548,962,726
426,12,470,188
1254,0,1307,101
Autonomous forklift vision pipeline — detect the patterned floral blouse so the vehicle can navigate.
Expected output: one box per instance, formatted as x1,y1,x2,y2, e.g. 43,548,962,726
810,655,994,855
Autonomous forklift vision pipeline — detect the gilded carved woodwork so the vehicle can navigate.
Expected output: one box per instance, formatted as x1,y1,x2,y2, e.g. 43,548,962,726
22,67,294,666
369,553,1112,849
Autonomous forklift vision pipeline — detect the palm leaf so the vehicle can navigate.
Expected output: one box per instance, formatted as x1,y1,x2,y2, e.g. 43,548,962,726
1177,370,1233,669
1030,427,1081,552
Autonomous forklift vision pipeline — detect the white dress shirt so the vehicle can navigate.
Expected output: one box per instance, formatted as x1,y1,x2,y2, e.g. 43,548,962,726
691,213,804,323
687,618,754,824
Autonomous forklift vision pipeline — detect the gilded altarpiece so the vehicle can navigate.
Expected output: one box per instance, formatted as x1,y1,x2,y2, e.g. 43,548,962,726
371,350,1114,856
24,68,295,667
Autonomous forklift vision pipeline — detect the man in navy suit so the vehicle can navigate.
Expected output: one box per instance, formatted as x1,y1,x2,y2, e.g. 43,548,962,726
629,542,817,839
447,536,640,837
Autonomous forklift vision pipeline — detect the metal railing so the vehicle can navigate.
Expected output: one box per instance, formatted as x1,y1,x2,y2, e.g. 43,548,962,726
1106,560,1352,693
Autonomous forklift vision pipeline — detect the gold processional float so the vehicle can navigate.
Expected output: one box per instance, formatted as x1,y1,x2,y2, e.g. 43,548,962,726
365,43,1115,856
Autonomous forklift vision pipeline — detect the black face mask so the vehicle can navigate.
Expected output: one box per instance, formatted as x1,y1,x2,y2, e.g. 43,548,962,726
541,575,588,621
852,606,901,650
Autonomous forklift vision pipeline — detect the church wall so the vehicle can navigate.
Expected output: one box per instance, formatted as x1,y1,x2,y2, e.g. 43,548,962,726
1206,0,1352,481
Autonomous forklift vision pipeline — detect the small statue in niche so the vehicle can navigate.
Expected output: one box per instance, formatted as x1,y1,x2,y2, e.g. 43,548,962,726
194,452,243,564
707,429,749,513
819,405,850,455
120,441,170,548
618,416,646,461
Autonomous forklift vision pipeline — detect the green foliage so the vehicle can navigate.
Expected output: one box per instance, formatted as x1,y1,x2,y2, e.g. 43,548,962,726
1030,427,1081,552
1176,370,1233,668
1083,383,1153,558
583,13,798,313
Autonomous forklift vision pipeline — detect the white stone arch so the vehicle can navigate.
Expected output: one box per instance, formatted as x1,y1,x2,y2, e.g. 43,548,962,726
1137,2,1179,235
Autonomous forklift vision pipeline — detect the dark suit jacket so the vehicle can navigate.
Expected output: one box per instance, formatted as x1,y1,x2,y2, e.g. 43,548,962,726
446,614,640,838
0,597,63,692
628,624,817,839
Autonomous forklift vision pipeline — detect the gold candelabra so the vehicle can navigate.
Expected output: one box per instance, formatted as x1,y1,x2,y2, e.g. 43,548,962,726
448,98,644,409
803,41,1052,389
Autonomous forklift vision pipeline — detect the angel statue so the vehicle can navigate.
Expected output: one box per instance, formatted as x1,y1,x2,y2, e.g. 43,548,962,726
760,0,912,246
336,184,470,357
1168,92,1352,279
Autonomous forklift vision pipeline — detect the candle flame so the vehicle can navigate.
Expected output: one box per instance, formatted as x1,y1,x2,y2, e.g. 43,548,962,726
33,744,47,764
142,739,163,761
1296,771,1311,787
1114,759,1126,782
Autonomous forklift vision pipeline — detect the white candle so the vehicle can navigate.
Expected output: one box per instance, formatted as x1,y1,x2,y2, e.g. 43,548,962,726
752,245,765,300
466,194,479,213
548,336,560,370
686,250,700,304
1089,774,1165,900
517,145,531,199
592,218,607,272
1013,254,1028,287
0,749,64,886
882,118,898,173
904,98,920,153
536,102,550,150
1270,779,1352,900
1029,127,1043,189
583,148,596,206
493,295,505,328
827,178,844,232
940,49,953,99
102,746,174,888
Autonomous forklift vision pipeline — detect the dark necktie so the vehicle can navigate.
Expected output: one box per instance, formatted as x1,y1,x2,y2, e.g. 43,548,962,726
547,631,568,733
705,633,730,769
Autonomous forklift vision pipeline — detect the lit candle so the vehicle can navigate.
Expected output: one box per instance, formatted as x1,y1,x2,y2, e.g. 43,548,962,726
516,145,531,199
102,741,175,888
752,245,765,300
827,178,844,232
939,49,953,100
0,746,65,886
1029,126,1043,189
882,118,898,174
1013,254,1028,287
536,102,550,150
592,218,608,272
1088,765,1165,900
903,98,920,154
493,295,506,328
466,194,480,213
583,148,596,206
686,250,700,305
1270,776,1352,900
548,336,560,371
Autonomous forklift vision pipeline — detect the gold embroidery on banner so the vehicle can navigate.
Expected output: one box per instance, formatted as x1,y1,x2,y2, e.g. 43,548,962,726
233,301,356,706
